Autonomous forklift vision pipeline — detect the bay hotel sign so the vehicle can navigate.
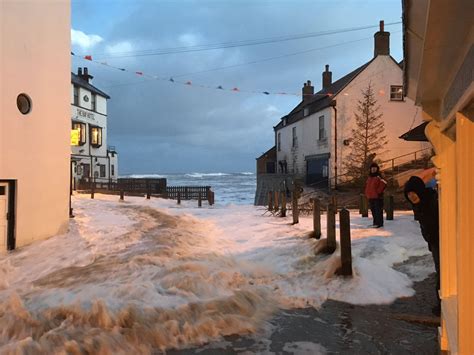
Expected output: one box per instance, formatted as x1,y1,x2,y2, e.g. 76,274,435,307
73,107,97,124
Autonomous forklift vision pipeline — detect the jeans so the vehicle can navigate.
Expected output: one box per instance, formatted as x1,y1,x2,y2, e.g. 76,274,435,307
369,198,384,226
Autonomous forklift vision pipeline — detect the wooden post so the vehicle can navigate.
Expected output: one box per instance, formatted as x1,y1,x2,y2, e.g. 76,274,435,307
211,191,215,205
338,208,352,276
177,191,181,205
360,194,369,217
312,198,321,239
280,191,287,217
198,193,202,207
385,194,394,220
120,189,124,201
273,190,279,212
268,191,273,211
207,189,211,204
91,181,95,199
292,191,299,224
326,203,336,253
146,188,151,199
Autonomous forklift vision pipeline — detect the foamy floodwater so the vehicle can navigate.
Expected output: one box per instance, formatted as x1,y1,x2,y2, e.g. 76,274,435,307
0,194,433,353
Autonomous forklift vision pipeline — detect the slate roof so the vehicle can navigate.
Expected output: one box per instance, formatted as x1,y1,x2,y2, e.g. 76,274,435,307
274,58,375,131
71,72,111,99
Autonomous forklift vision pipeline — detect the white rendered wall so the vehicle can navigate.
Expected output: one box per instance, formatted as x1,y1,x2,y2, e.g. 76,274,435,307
0,0,70,247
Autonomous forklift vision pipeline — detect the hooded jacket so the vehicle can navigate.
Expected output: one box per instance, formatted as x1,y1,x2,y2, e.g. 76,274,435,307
365,163,386,199
404,176,439,247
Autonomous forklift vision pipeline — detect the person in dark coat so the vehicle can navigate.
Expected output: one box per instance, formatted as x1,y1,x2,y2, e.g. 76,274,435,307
404,176,441,316
364,162,387,228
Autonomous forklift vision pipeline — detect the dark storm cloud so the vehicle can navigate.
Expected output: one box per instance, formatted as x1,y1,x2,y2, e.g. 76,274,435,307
72,0,403,173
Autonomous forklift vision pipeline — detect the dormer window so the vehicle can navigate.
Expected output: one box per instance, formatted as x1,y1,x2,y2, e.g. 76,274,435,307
90,126,102,147
303,107,309,117
283,118,287,126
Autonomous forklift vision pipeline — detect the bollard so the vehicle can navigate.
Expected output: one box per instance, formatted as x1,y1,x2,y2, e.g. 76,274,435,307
312,198,321,239
280,191,287,217
146,189,151,200
268,191,273,211
274,190,279,212
385,194,394,220
292,191,299,224
177,191,181,205
198,193,202,207
210,191,215,206
326,203,336,253
360,194,369,218
91,183,95,199
120,189,124,201
338,208,353,276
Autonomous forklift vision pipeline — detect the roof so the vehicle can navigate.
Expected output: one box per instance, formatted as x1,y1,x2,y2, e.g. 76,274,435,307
256,146,276,160
399,121,429,141
275,58,375,131
71,72,110,99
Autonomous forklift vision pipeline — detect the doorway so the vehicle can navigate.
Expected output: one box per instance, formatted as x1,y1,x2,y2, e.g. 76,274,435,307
0,180,16,251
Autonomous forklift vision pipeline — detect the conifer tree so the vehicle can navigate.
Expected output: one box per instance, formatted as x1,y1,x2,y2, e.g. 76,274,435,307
344,83,387,182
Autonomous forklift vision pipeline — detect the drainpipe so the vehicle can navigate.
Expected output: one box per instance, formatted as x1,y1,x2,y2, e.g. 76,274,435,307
330,101,338,189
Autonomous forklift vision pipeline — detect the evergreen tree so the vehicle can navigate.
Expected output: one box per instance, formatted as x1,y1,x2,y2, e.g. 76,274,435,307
344,83,387,182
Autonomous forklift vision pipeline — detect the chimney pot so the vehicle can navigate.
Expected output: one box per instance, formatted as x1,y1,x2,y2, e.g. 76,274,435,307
84,67,88,76
302,79,314,101
374,20,390,57
78,67,83,76
322,65,332,90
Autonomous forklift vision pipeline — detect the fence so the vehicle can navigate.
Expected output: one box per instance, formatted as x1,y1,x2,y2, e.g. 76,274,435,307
165,186,211,200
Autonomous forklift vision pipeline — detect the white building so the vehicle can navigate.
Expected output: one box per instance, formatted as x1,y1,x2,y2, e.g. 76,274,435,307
71,68,118,187
274,21,428,187
0,0,70,250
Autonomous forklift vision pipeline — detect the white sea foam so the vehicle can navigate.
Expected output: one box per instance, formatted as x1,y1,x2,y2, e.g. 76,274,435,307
0,195,432,353
185,172,231,178
121,174,167,178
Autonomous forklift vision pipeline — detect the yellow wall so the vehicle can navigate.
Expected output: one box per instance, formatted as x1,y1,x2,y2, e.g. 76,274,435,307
0,0,71,247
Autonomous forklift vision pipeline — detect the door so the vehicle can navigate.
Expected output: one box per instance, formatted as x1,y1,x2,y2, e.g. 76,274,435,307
306,157,329,188
0,183,8,250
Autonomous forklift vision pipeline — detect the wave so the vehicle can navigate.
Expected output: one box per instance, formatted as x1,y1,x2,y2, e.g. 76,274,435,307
240,172,254,175
185,173,230,178
121,174,167,179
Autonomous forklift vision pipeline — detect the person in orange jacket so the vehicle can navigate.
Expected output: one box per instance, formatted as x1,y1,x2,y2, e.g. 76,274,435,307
365,162,387,228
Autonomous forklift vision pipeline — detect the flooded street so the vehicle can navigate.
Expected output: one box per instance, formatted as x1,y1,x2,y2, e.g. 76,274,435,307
0,195,437,353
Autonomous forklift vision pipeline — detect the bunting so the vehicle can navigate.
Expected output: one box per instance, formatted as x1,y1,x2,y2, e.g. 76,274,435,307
72,52,333,98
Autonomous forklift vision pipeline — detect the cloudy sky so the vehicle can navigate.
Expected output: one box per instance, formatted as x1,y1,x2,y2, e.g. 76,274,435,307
71,0,404,174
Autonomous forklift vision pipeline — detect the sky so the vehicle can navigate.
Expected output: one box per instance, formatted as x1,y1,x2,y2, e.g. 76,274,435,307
71,0,405,174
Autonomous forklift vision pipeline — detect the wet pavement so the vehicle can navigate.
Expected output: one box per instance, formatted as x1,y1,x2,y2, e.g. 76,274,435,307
168,255,439,354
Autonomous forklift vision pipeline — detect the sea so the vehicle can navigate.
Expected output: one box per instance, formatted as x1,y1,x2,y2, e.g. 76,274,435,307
122,172,256,205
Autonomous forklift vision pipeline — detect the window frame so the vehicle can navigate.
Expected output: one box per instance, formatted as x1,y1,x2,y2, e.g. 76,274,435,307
277,132,281,152
390,85,404,101
111,164,115,176
292,127,297,147
91,94,96,111
99,164,106,178
73,86,79,106
72,121,87,146
303,107,309,117
90,126,103,147
318,115,326,140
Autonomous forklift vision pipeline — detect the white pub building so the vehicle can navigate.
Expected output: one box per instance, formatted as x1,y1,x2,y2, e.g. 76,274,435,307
71,67,118,187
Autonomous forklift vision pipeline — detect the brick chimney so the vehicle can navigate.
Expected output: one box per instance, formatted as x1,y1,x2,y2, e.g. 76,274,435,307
78,67,94,83
302,80,314,101
322,64,332,90
374,20,390,57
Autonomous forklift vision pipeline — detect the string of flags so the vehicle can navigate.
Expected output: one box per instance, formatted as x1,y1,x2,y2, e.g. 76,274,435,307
71,52,333,98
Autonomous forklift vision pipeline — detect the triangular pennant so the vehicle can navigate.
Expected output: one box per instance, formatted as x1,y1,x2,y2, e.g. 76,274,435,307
84,55,92,61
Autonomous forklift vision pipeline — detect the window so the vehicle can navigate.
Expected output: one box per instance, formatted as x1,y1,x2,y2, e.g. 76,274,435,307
390,85,403,101
277,132,281,151
91,94,96,111
319,116,326,140
303,107,309,117
73,86,79,105
90,126,102,147
111,164,115,176
292,127,297,147
72,122,86,145
100,164,106,178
